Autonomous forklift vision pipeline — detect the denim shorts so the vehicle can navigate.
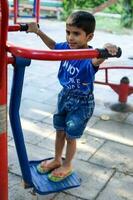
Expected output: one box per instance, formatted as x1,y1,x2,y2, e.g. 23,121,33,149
53,88,95,139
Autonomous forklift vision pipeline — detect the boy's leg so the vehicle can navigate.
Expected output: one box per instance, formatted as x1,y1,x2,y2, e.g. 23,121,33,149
39,130,66,170
51,138,76,176
64,137,76,168
55,130,66,161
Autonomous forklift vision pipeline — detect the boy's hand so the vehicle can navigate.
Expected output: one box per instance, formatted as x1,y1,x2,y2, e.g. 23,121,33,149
27,22,39,34
92,43,120,67
103,43,118,56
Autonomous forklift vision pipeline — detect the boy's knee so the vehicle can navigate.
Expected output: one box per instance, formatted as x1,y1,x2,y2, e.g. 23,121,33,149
66,120,79,139
66,136,76,143
66,118,86,139
56,130,66,139
66,120,77,131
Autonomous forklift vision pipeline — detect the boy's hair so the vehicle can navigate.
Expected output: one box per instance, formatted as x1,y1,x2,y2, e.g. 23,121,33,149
67,11,96,34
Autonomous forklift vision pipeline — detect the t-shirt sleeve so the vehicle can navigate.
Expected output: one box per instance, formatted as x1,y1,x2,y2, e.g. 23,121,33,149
88,46,99,73
90,60,99,74
92,63,99,73
54,42,69,50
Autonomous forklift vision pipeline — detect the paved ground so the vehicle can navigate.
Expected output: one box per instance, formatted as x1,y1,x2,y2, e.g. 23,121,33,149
8,19,133,200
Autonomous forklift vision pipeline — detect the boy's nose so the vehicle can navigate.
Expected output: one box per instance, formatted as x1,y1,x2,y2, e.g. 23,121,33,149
68,34,74,41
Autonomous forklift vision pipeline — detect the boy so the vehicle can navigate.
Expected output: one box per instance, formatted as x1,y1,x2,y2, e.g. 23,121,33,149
27,11,118,182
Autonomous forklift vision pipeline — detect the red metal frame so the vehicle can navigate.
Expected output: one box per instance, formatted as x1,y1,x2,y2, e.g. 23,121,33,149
0,1,8,200
36,0,40,23
13,0,40,24
14,0,18,24
7,42,100,60
8,24,21,32
1,1,133,199
95,66,133,103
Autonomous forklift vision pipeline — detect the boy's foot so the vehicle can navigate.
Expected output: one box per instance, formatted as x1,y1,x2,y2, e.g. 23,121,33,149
48,165,73,182
37,159,61,174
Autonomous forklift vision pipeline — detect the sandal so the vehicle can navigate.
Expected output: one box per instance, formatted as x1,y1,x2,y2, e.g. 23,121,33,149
37,160,61,174
48,170,73,182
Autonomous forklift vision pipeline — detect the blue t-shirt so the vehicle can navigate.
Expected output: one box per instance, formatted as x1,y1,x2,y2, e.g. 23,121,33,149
54,42,98,94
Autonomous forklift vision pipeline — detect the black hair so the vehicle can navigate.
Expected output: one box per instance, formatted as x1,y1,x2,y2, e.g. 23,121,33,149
67,11,96,34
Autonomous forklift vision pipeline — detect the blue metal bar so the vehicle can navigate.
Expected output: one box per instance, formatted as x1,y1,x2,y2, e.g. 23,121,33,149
33,0,36,17
9,57,33,187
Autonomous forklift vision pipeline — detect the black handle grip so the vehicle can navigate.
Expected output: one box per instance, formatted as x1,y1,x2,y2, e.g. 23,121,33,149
97,47,122,59
20,24,40,31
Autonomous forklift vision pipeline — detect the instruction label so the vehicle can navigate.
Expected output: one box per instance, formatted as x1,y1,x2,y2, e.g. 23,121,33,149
0,105,7,134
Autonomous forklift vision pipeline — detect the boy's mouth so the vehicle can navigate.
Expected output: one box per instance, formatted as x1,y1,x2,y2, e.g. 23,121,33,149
69,43,77,48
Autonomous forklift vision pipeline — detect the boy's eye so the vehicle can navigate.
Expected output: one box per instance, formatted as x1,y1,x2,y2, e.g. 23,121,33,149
66,30,70,35
73,32,80,36
66,30,80,36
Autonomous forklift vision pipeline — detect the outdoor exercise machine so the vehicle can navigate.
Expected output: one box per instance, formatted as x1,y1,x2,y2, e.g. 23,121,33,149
95,66,133,112
0,1,128,200
9,0,40,24
9,0,63,24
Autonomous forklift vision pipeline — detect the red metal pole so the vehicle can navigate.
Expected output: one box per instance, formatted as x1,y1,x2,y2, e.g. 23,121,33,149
7,43,100,60
8,24,21,31
0,1,8,200
14,0,18,24
119,77,129,103
36,0,40,23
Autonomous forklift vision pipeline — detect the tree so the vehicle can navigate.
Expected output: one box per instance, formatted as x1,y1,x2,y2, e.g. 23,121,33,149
121,0,133,28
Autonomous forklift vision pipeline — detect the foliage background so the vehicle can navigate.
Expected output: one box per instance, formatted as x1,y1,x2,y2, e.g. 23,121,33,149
62,0,133,28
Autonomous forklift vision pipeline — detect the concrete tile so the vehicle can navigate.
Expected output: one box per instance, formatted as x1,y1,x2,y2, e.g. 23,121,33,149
37,132,67,157
37,132,56,152
87,115,100,127
8,142,54,176
21,84,57,103
9,173,20,188
48,80,62,92
8,117,54,144
37,193,56,200
43,94,58,107
90,141,133,175
125,113,133,126
93,100,129,123
8,145,21,175
20,99,55,121
75,135,105,161
86,120,133,146
38,132,105,162
17,118,54,145
67,160,114,200
9,174,35,200
8,136,12,142
97,172,133,200
42,116,54,126
53,193,81,200
94,84,118,105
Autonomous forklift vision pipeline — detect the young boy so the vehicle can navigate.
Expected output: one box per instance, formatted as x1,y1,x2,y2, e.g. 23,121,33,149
27,11,118,182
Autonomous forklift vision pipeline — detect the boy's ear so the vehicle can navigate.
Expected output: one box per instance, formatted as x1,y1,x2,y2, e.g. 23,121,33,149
87,33,94,41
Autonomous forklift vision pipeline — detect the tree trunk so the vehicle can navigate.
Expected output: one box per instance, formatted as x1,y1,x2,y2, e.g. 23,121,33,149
92,0,117,14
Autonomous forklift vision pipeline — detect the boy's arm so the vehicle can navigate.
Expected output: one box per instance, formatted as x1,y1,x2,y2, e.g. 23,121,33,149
92,43,118,67
27,22,56,49
36,29,56,49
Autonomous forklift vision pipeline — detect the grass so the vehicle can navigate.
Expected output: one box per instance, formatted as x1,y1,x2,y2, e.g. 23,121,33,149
95,15,133,35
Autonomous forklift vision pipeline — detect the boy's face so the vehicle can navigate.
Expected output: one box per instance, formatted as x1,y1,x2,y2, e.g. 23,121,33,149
66,24,93,49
